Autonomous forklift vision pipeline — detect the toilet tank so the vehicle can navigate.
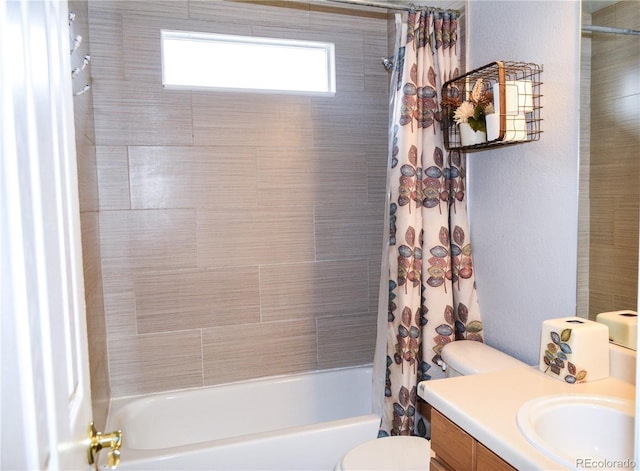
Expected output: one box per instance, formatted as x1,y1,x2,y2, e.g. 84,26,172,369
441,340,527,377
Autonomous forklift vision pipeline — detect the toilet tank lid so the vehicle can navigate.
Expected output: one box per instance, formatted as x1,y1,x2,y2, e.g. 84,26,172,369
441,340,526,374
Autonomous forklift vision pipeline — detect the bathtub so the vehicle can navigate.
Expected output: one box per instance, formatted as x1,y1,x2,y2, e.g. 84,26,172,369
102,365,380,470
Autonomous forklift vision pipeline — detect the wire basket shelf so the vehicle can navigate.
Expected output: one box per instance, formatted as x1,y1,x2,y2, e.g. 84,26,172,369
442,61,543,152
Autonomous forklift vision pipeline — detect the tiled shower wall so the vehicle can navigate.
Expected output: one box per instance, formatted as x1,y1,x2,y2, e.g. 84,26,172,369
587,1,639,319
88,0,390,397
71,0,110,428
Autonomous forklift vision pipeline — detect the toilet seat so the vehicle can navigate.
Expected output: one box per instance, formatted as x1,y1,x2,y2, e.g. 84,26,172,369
335,436,431,470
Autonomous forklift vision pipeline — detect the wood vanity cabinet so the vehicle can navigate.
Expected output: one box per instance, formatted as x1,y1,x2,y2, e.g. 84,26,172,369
430,409,516,471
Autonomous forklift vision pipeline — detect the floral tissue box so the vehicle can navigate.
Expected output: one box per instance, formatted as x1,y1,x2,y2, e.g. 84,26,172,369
539,317,610,383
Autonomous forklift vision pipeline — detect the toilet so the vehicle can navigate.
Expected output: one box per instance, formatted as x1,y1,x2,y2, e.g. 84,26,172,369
334,340,527,470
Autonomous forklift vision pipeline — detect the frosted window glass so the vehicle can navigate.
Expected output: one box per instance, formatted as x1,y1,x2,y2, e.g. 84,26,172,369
161,30,335,95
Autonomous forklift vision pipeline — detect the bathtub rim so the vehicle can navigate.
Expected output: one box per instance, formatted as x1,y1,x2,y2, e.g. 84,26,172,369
101,413,381,468
107,363,373,405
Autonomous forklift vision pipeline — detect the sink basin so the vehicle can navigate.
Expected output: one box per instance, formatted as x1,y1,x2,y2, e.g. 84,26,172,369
517,394,635,470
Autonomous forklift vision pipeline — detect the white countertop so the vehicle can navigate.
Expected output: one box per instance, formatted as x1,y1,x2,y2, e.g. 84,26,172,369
418,366,636,470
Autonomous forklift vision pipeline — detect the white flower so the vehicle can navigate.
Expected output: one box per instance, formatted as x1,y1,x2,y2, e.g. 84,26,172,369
453,101,474,124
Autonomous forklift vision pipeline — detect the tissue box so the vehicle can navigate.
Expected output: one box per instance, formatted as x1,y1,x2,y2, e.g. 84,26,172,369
596,311,637,351
539,317,609,383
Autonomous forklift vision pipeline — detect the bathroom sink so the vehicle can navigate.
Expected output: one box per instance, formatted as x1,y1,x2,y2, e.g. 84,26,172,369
516,394,635,470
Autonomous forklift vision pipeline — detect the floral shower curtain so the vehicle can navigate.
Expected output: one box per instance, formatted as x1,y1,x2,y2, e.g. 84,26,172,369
377,9,484,437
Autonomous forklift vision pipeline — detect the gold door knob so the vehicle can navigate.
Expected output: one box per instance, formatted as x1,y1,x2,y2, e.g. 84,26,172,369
88,422,122,469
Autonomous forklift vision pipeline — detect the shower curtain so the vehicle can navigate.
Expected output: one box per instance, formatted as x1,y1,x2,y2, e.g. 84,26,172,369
374,9,484,438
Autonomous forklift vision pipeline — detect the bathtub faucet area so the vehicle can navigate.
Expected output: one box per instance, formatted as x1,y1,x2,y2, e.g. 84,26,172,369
89,422,122,469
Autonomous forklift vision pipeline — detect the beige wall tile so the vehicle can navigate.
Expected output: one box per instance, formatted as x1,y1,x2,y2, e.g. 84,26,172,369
85,288,107,357
616,0,640,29
617,94,640,132
96,0,188,19
80,211,102,300
311,92,387,149
87,6,124,80
261,259,369,321
109,331,203,396
101,266,137,339
257,147,367,207
188,1,310,28
192,91,313,147
367,149,388,205
89,356,111,430
368,257,382,315
79,211,111,427
590,245,637,297
202,319,317,385
93,80,192,146
364,30,391,93
128,146,257,209
308,1,387,32
613,199,640,249
100,209,197,271
86,295,110,428
317,312,376,369
134,267,260,334
589,197,615,245
96,146,130,210
72,81,96,144
315,202,383,260
197,208,315,268
589,289,615,320
76,130,99,213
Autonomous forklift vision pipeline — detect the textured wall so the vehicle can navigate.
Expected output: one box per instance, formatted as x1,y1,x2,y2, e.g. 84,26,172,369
88,0,390,397
466,0,581,365
587,1,639,320
70,0,111,429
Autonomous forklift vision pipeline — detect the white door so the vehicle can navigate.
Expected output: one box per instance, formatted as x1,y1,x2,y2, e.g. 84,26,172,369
1,0,93,470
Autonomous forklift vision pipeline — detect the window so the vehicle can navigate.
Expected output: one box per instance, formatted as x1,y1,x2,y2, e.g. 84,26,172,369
161,30,336,95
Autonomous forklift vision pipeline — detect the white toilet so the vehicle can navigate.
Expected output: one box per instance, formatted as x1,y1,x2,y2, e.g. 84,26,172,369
334,340,527,470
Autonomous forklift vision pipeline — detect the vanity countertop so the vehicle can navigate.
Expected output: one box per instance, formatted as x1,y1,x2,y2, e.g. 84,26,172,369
418,365,636,470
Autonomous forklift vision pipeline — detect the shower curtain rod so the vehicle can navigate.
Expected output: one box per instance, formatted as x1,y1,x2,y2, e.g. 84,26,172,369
582,24,640,36
318,0,458,13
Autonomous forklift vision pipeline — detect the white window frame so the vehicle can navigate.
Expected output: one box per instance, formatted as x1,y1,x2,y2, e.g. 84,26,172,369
161,30,336,96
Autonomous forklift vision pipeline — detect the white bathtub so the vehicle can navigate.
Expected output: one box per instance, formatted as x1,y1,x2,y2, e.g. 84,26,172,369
102,366,380,470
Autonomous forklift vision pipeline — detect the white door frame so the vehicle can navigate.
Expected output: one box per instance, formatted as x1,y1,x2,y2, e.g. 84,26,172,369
1,0,93,469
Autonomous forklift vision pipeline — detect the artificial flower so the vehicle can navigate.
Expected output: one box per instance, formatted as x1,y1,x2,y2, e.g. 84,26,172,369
445,79,494,133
